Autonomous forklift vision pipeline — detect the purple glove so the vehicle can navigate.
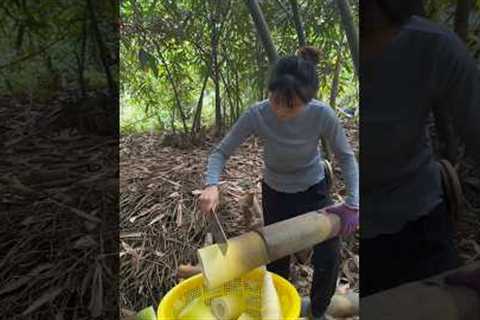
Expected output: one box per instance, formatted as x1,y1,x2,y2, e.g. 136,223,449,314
445,267,480,294
324,202,359,236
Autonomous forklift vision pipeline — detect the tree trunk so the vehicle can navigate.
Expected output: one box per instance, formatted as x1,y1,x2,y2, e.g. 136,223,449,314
335,0,359,77
289,0,306,47
211,25,223,136
454,0,471,42
155,45,188,134
191,74,209,137
76,8,88,99
244,0,279,64
329,46,342,110
86,0,116,97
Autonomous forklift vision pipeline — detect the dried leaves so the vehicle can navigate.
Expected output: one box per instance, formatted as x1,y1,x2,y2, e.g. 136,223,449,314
0,93,117,319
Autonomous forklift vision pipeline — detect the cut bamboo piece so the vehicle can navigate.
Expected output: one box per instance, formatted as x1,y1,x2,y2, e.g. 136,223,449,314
361,262,480,320
197,210,341,289
261,271,283,319
326,292,359,318
177,264,202,279
211,295,245,320
197,231,269,289
236,312,255,320
177,297,216,320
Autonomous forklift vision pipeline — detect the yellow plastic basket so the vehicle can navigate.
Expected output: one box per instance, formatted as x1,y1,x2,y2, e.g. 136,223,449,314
157,267,301,319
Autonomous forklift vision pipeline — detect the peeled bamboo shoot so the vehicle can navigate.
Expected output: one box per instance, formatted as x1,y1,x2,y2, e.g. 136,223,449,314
197,231,269,288
177,297,216,320
236,312,255,320
211,295,245,320
261,271,283,319
135,306,156,320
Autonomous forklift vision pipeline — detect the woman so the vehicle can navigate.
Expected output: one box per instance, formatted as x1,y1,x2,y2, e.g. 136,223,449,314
360,0,480,296
199,47,359,319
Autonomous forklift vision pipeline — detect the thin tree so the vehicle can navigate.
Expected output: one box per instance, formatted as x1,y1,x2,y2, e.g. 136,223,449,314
454,0,471,42
244,0,279,64
289,0,306,47
335,0,358,77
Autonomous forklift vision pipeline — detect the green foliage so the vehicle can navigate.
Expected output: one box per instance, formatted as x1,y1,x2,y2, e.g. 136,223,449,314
0,1,117,100
425,0,480,62
120,0,359,134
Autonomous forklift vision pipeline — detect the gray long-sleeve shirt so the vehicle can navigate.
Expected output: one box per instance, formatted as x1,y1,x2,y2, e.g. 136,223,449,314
361,16,480,238
206,99,359,207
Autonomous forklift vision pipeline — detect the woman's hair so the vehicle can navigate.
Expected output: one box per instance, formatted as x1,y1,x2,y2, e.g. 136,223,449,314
267,46,321,109
375,0,425,25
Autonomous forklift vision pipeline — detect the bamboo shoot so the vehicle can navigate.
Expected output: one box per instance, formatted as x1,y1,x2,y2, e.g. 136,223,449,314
177,297,216,320
237,312,255,320
135,306,156,320
326,292,359,318
261,271,283,319
197,231,269,289
211,295,245,320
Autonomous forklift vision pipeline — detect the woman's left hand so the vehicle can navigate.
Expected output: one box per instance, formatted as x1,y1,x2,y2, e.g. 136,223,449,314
324,202,359,236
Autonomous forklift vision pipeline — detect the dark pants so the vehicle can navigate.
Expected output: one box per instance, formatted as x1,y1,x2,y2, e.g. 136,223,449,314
361,200,460,297
262,179,339,317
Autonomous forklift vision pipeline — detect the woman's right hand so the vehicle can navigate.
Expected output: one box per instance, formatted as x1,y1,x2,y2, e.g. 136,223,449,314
199,185,219,216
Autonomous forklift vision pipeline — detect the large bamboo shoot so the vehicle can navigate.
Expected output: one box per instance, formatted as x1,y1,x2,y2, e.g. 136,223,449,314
197,210,340,289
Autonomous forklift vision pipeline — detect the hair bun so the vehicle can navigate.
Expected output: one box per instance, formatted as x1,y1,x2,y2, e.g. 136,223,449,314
296,46,321,65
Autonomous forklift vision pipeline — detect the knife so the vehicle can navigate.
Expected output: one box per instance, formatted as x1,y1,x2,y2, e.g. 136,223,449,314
208,209,228,255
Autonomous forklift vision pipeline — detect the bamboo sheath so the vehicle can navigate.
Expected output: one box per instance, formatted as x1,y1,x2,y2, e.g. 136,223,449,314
197,210,341,288
361,261,480,320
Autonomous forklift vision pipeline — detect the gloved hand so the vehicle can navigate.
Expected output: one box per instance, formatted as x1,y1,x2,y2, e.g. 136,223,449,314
445,267,480,294
324,202,359,236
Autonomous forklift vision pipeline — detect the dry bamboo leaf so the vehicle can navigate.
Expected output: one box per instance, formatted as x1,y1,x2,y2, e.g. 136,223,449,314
176,201,183,227
22,287,63,316
89,264,104,318
120,232,143,239
0,263,53,295
73,235,97,249
148,213,166,226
